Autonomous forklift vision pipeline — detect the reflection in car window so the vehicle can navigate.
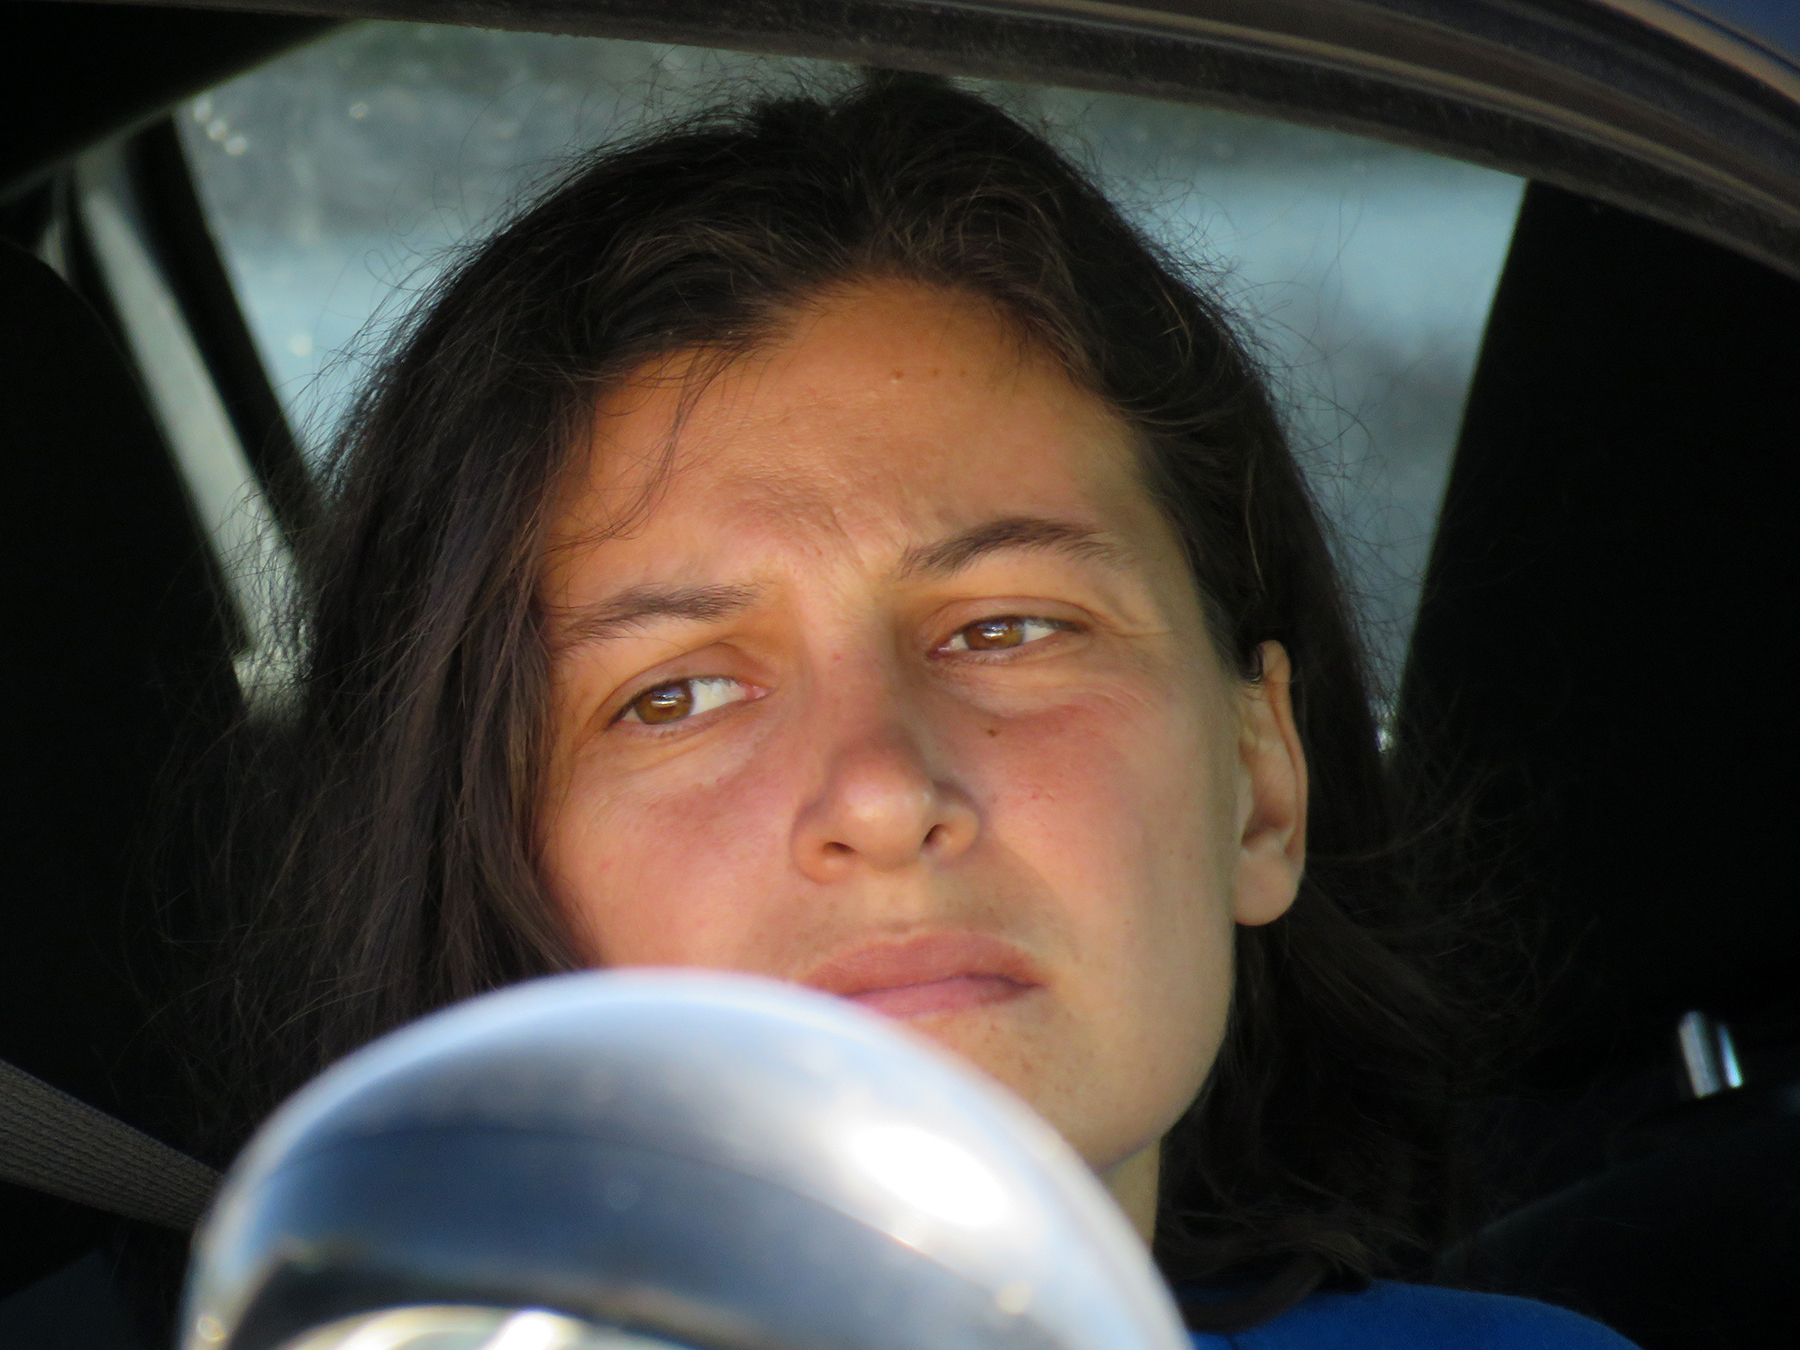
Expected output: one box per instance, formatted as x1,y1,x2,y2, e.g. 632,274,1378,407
182,22,1523,700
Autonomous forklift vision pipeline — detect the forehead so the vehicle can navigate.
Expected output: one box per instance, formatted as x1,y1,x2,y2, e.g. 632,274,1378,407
549,282,1163,573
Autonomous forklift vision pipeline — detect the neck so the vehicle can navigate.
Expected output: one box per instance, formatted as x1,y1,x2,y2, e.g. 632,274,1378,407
1103,1142,1160,1246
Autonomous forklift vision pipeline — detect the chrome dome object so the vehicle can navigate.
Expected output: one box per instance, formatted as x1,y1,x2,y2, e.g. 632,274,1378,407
182,970,1190,1350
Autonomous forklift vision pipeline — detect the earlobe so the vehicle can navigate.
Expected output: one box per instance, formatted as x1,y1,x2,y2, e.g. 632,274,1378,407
1232,641,1308,927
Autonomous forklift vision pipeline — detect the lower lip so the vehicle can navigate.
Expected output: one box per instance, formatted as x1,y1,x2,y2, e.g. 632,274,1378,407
848,974,1031,1019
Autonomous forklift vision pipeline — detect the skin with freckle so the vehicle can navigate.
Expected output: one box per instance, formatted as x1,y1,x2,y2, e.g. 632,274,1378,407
538,281,1308,1234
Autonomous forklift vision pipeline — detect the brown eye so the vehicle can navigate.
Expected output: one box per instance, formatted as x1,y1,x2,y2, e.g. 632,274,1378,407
941,615,1071,656
630,681,694,724
617,676,754,726
964,617,1027,650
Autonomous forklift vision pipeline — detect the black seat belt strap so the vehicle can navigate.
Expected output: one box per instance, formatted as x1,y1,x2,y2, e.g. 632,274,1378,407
0,1057,219,1231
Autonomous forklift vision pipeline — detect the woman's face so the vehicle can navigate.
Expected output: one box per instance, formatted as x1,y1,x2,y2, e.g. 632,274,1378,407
539,282,1306,1224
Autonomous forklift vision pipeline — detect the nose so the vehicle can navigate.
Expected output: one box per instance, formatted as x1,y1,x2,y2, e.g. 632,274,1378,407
791,716,981,883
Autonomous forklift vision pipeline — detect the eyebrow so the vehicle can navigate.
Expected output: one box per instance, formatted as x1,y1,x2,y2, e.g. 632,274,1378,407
551,517,1122,650
897,515,1129,579
552,582,762,649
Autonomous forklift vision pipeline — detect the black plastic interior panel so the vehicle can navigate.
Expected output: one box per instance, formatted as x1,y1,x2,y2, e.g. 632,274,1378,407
0,2,336,200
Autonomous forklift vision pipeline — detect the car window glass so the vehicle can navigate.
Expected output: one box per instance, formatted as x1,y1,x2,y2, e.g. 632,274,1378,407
181,22,1525,701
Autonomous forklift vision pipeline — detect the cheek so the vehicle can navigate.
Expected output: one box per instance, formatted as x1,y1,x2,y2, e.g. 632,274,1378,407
973,683,1233,930
966,685,1239,1157
540,741,800,969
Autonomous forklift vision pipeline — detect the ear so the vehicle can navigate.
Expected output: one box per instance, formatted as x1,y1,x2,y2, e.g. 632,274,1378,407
1232,641,1308,927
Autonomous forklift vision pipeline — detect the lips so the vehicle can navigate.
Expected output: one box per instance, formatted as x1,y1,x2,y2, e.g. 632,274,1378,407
803,932,1042,1019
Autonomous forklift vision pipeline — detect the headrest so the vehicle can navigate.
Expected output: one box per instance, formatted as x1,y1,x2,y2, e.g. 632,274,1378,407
0,239,236,1292
1398,184,1800,1089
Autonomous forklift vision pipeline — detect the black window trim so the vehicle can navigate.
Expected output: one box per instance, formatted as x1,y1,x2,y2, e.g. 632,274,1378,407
124,117,318,538
80,0,1800,282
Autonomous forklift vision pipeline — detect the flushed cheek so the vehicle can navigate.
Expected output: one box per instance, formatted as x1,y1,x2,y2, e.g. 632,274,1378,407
962,698,1231,1146
546,752,803,968
971,694,1216,906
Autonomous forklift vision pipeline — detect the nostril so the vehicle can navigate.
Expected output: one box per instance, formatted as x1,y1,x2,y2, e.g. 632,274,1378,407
923,824,945,849
824,841,854,856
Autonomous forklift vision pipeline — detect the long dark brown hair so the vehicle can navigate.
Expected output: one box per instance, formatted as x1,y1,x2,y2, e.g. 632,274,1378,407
200,69,1462,1328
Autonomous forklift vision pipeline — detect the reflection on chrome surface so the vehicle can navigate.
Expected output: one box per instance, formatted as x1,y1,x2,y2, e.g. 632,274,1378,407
274,1307,688,1350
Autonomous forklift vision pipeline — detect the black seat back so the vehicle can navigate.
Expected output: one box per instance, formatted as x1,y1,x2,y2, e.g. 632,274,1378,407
1401,183,1800,1348
0,239,237,1301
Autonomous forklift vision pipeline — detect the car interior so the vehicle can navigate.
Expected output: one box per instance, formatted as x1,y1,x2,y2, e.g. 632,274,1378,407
2,2,1797,1348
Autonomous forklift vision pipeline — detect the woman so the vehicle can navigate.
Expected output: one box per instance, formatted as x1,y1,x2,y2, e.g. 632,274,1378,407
207,69,1632,1346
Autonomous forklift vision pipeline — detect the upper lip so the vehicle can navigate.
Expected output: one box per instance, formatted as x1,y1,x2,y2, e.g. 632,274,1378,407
801,931,1044,998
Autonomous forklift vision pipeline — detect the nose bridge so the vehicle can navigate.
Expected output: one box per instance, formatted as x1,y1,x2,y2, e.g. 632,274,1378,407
791,652,978,878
